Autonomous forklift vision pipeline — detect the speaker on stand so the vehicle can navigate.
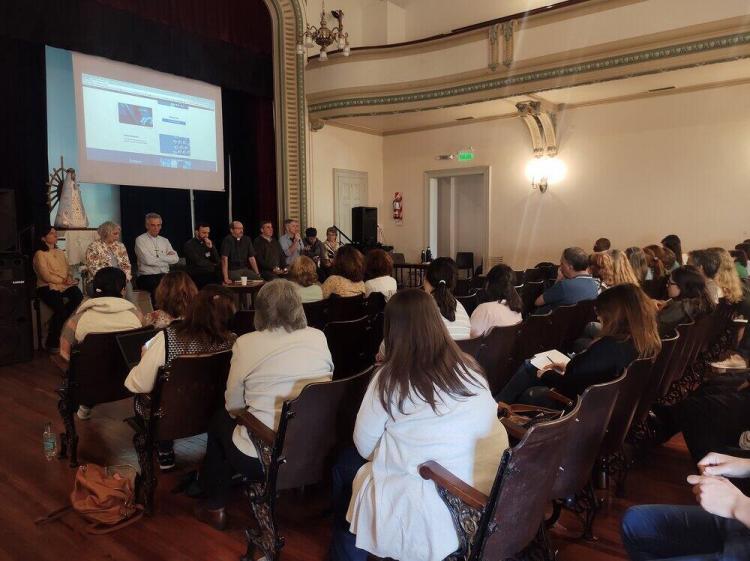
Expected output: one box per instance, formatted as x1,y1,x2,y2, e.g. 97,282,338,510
352,206,378,247
0,254,33,365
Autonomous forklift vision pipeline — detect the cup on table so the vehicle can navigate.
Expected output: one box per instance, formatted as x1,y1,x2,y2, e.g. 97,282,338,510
240,276,248,286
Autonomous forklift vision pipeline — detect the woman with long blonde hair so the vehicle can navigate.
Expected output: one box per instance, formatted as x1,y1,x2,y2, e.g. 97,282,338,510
708,247,743,304
611,249,641,286
589,252,614,289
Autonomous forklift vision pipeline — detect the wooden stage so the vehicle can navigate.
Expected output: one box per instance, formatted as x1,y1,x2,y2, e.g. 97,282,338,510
0,353,697,561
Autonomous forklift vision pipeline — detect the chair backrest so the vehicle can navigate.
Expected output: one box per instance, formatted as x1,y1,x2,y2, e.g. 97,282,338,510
520,281,545,316
538,265,559,281
641,277,668,300
324,316,375,380
71,325,155,406
364,291,386,316
476,403,580,560
632,333,679,427
522,268,544,283
656,321,696,399
476,324,520,395
549,300,596,353
455,278,473,297
152,350,233,441
327,294,367,323
456,291,480,316
232,309,256,336
303,299,328,329
599,357,653,456
275,367,373,491
513,313,553,366
551,374,624,498
457,336,485,360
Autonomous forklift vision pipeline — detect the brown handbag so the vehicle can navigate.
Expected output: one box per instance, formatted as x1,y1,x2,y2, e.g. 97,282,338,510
36,464,143,534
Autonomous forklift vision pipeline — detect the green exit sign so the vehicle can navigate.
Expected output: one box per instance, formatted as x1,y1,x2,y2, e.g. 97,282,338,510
457,150,475,161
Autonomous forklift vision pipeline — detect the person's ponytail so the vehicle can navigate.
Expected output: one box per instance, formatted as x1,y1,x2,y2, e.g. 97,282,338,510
432,279,457,322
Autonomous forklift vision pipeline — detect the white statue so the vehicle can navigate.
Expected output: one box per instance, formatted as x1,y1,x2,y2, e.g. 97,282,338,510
54,168,88,228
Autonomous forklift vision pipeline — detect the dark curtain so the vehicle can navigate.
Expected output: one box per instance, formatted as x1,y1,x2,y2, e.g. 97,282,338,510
0,37,49,245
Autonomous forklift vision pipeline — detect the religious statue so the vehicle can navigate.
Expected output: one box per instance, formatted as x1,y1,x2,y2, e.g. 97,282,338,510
50,166,88,228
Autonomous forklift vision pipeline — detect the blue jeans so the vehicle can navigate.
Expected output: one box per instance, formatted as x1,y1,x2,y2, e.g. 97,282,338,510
494,360,556,407
329,447,368,561
622,504,750,560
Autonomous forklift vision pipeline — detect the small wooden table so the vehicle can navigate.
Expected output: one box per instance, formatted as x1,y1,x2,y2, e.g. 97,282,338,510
225,280,265,309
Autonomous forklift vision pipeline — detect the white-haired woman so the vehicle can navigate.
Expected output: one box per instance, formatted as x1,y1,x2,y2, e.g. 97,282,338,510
85,221,135,302
195,279,334,530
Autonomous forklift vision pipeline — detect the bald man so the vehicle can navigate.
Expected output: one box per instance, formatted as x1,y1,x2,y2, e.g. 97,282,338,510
220,221,260,284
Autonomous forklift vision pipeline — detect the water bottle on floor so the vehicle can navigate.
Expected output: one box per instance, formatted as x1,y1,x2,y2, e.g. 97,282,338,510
42,422,57,461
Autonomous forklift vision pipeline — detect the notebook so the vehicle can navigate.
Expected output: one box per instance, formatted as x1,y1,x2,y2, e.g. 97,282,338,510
528,349,572,370
116,330,157,370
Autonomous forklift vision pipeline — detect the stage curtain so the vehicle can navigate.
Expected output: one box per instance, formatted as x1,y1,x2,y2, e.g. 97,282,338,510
0,36,49,244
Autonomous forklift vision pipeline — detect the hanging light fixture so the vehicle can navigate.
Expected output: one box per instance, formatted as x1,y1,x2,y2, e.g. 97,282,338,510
297,1,351,61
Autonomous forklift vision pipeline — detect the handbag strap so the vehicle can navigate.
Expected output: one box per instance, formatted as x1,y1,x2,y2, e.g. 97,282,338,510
34,504,74,526
85,505,144,535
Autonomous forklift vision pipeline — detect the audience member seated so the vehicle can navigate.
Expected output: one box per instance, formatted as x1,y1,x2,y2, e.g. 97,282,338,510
143,271,198,329
645,244,675,280
253,219,287,281
689,249,723,304
424,257,470,340
328,288,509,561
364,249,397,301
60,267,144,419
134,213,179,298
279,218,303,267
710,247,744,305
322,245,366,299
470,264,522,338
594,237,611,252
622,452,750,560
661,233,686,268
183,222,221,288
534,247,600,314
626,246,651,283
125,285,236,470
194,280,333,529
220,221,260,284
497,283,660,406
302,227,327,268
85,221,135,302
611,248,641,286
288,256,324,303
657,265,716,337
589,251,614,290
731,249,749,280
33,225,83,354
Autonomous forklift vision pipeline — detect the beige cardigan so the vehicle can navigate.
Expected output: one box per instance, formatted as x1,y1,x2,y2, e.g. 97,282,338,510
33,249,72,291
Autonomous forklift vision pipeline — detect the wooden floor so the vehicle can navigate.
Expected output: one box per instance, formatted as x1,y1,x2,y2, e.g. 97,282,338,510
0,353,698,561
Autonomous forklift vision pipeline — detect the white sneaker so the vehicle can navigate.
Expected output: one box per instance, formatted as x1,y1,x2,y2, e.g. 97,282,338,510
77,405,92,420
710,354,748,370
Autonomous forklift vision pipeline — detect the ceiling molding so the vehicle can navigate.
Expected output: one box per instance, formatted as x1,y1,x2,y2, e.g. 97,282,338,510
309,30,750,118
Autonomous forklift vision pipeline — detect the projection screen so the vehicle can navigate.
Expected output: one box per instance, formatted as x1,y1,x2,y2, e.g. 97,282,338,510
72,52,224,191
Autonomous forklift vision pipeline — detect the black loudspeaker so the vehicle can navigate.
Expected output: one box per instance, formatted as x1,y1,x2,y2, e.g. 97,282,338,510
0,190,18,252
352,207,378,246
0,254,33,365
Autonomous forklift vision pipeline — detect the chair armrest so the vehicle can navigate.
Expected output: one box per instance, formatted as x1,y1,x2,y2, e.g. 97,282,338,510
547,390,575,408
418,461,488,510
236,410,276,446
500,417,529,440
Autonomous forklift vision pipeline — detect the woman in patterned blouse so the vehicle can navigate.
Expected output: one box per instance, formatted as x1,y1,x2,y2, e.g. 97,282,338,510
85,221,135,301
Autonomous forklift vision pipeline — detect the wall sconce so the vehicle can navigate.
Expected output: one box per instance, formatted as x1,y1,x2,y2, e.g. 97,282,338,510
516,101,564,193
525,155,566,193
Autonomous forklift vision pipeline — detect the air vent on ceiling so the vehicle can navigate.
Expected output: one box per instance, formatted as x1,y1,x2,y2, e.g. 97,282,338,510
455,116,475,121
648,86,676,93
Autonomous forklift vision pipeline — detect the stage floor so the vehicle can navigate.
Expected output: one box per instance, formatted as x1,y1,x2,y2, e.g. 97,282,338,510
0,352,696,561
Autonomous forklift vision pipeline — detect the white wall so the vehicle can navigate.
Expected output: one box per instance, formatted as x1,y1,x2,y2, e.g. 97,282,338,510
378,82,750,267
308,125,384,232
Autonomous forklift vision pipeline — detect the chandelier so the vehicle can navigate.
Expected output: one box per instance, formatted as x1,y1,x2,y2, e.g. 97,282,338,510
297,1,351,61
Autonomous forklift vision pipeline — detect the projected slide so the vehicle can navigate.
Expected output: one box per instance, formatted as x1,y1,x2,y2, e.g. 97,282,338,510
81,73,217,172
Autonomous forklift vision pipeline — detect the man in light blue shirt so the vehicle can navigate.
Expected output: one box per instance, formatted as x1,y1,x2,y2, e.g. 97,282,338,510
534,247,599,315
279,218,303,267
134,212,179,299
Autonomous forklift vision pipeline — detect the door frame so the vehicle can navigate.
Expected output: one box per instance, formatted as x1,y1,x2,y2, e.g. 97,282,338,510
423,166,490,269
333,168,368,240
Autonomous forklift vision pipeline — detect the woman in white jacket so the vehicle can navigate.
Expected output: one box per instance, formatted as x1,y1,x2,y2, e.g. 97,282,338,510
330,288,509,561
